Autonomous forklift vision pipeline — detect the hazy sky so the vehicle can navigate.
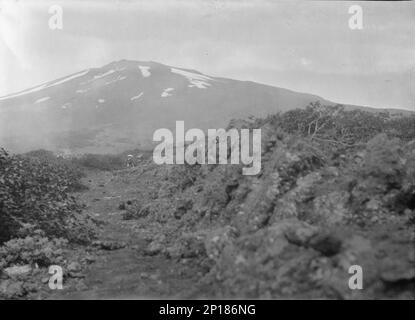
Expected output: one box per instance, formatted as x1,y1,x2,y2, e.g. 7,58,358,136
0,0,414,109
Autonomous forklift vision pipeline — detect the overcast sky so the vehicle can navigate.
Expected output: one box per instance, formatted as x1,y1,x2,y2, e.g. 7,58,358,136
0,0,414,109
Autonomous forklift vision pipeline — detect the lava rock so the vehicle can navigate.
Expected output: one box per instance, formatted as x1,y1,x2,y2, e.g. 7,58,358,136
67,261,82,273
144,241,162,256
309,233,343,256
284,222,319,246
93,240,126,250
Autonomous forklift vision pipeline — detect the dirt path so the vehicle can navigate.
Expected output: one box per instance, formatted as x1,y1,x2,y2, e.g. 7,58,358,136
49,169,203,299
45,163,415,300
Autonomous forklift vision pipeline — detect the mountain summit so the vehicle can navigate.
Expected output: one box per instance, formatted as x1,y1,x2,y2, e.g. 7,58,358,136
0,60,333,153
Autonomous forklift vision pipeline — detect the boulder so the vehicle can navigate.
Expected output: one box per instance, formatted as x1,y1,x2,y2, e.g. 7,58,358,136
67,261,82,273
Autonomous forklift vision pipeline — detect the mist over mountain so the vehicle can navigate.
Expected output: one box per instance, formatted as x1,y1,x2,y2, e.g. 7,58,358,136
0,60,408,154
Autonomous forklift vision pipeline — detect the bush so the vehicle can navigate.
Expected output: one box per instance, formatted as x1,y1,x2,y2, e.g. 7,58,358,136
0,235,67,269
0,148,94,244
22,149,87,192
361,134,404,183
387,115,415,141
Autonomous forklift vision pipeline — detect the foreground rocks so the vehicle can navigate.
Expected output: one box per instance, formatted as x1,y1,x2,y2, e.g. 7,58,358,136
123,131,415,299
2,127,414,299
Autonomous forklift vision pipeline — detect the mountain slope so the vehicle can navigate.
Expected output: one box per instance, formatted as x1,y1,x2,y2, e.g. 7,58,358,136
0,60,401,154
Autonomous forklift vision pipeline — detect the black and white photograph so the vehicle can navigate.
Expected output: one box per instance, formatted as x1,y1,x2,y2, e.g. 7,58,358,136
0,0,414,303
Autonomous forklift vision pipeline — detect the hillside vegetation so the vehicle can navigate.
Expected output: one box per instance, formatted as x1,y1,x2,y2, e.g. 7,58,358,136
1,102,414,299
119,103,415,298
0,148,97,298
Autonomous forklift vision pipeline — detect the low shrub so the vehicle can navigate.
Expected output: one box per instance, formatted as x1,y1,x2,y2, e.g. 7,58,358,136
0,148,94,244
0,235,67,269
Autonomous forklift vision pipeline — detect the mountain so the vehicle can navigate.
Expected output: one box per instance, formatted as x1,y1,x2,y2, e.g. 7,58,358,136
0,60,408,154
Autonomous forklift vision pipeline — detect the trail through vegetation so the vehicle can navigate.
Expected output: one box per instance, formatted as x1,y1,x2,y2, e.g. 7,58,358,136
1,104,414,299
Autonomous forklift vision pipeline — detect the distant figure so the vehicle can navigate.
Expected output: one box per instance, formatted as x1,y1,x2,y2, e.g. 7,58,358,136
126,154,135,168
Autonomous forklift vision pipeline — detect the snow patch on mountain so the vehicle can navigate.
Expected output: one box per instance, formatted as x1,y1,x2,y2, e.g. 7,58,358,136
161,88,174,98
76,88,91,94
131,92,144,101
94,70,116,80
80,70,117,86
104,75,127,86
138,66,151,78
35,97,50,104
0,70,89,101
50,70,89,86
61,103,72,109
170,68,212,89
0,84,47,101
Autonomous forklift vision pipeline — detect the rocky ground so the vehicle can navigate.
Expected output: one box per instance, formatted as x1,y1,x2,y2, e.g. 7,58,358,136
1,121,414,300
1,168,209,299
